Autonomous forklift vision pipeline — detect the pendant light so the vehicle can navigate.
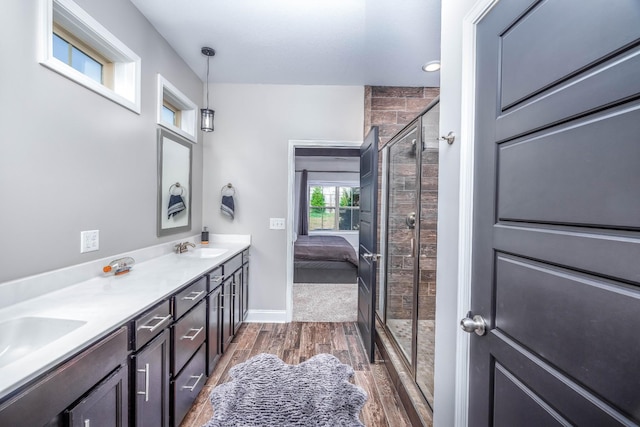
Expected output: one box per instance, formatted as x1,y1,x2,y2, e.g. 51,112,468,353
200,47,215,132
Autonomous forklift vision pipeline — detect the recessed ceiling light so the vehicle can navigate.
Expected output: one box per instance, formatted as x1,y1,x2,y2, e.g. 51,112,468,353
422,60,441,72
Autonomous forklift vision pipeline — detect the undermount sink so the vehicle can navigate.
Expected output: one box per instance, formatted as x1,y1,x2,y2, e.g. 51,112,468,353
183,248,228,258
0,317,87,368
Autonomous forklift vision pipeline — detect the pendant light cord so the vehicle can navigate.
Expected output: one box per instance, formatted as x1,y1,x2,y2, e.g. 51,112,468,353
206,56,210,109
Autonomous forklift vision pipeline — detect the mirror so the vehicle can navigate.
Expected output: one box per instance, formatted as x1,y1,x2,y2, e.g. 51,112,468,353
157,128,192,236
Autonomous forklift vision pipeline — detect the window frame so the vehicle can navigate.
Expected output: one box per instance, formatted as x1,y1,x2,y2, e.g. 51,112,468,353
307,182,360,233
156,75,198,143
39,0,141,113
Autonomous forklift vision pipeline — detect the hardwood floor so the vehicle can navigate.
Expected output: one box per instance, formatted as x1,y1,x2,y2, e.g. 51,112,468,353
180,322,412,427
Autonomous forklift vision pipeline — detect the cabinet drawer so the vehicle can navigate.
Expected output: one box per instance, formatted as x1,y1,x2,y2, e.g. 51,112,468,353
172,344,206,427
225,254,242,275
134,300,172,350
207,266,224,292
172,300,206,375
174,276,207,319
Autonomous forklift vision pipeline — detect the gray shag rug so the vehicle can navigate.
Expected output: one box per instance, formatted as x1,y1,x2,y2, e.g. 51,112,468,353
204,353,367,427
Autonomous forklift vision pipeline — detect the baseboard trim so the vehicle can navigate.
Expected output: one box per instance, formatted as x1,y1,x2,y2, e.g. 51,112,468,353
245,310,287,323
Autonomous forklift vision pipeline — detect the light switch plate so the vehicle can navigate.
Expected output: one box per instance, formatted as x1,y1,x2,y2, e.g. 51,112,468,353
81,230,99,253
269,218,285,230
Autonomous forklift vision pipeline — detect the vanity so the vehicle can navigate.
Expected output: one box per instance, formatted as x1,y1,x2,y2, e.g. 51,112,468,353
0,236,250,427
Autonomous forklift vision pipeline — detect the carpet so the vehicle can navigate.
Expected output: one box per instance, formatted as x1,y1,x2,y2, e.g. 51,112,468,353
203,353,367,427
293,283,357,322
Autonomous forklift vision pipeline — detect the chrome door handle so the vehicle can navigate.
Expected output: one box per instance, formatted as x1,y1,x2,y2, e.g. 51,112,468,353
137,363,150,402
181,291,204,301
139,314,172,333
362,253,381,261
181,373,204,392
460,312,487,336
181,327,204,341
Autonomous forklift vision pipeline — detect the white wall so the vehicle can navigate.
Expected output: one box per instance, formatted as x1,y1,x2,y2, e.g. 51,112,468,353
202,84,364,315
0,0,203,283
434,1,482,426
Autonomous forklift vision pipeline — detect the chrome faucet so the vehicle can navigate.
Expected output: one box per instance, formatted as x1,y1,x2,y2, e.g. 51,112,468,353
175,241,196,253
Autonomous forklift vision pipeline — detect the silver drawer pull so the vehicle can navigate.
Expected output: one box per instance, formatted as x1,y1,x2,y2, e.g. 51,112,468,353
139,314,172,332
181,373,204,392
137,363,150,402
84,420,90,427
210,275,223,283
181,327,204,341
181,290,204,301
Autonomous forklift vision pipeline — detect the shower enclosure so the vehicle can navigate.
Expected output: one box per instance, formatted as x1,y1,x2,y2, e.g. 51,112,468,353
376,99,439,407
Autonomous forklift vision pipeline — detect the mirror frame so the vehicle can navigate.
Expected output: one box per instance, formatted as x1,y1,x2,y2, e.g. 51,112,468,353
157,128,192,237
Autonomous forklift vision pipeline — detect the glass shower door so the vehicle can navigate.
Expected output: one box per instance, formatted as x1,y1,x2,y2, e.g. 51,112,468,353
385,125,419,364
415,102,439,404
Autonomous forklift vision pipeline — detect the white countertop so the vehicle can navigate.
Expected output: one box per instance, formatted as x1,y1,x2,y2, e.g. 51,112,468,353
0,236,250,399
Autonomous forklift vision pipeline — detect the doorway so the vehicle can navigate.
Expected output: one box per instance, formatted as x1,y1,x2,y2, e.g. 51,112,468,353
286,140,363,322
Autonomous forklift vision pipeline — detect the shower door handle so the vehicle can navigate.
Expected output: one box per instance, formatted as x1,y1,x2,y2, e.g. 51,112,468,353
362,253,381,261
407,238,415,258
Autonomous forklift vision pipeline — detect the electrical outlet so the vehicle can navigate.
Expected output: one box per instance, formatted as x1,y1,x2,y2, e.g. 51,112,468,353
81,230,99,253
269,218,285,230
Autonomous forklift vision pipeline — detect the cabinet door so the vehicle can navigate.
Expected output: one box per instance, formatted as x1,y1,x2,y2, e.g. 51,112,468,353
232,270,242,334
207,288,221,376
133,330,169,427
67,364,129,427
242,263,249,321
221,278,233,352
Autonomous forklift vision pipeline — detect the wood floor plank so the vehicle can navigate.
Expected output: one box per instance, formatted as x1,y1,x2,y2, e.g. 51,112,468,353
347,334,371,371
355,370,388,427
184,323,413,427
331,322,349,350
283,321,302,350
371,362,413,427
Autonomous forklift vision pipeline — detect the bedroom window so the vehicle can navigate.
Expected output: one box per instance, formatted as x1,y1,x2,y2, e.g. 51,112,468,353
308,185,359,231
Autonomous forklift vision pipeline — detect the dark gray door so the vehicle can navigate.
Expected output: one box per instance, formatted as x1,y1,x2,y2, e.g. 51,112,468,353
358,126,379,362
470,1,640,425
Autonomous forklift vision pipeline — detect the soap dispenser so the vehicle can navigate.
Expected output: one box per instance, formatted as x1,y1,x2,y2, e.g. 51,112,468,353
201,226,209,245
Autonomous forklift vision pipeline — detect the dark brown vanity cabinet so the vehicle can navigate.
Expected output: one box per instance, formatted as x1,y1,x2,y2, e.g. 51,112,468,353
130,301,171,427
67,364,129,427
220,276,234,353
0,327,129,427
242,250,249,321
170,278,207,426
131,329,170,427
206,284,222,375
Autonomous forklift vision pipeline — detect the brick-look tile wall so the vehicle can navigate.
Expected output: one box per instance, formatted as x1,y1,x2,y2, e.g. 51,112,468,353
366,86,440,324
364,86,439,147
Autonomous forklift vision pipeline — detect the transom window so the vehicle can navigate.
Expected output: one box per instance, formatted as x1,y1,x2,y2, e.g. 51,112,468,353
52,31,104,84
308,185,360,231
39,0,141,113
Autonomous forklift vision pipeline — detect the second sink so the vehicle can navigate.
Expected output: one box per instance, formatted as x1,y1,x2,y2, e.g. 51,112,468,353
183,248,228,258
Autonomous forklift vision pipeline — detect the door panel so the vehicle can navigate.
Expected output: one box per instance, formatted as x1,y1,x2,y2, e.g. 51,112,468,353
493,364,568,427
498,104,640,228
470,0,640,425
358,126,379,363
499,0,640,109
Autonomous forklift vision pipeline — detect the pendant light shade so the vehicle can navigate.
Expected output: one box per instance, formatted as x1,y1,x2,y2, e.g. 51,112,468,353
201,108,214,132
201,47,215,132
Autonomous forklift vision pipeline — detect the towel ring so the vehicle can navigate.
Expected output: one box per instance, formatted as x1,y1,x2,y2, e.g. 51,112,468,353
221,183,235,197
170,182,185,196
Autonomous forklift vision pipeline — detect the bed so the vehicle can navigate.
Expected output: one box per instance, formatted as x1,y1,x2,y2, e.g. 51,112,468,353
293,235,358,283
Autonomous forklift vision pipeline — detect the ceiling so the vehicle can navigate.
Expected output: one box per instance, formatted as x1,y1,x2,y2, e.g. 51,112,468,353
129,0,441,87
